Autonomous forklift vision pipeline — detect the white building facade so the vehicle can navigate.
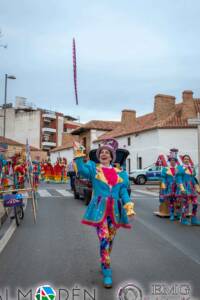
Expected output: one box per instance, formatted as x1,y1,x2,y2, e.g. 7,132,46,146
0,97,65,151
50,147,73,164
104,128,198,172
93,91,200,172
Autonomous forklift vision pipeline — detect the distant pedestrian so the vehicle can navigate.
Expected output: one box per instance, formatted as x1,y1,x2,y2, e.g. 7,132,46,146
67,160,76,190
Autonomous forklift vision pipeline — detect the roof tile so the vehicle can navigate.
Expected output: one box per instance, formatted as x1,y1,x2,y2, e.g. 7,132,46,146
96,101,199,141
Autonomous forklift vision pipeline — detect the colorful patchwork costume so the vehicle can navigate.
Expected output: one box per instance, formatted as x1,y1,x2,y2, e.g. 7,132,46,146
13,159,26,189
74,139,135,288
32,160,41,191
176,155,200,225
160,149,181,221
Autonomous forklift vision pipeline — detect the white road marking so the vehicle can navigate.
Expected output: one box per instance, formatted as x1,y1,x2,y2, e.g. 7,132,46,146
37,190,52,197
37,189,73,197
133,189,158,197
0,199,27,254
56,190,72,197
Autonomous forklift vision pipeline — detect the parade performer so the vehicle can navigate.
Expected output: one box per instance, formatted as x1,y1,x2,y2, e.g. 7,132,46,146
40,160,46,181
73,139,135,288
54,159,62,183
160,149,181,221
32,160,41,191
0,158,10,189
13,157,26,189
44,159,54,183
176,154,200,225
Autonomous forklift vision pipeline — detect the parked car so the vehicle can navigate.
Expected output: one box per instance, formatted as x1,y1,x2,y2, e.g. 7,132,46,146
129,163,199,185
129,165,161,185
74,175,92,205
74,148,131,205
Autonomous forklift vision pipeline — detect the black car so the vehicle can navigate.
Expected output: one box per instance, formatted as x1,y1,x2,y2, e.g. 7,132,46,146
74,148,131,205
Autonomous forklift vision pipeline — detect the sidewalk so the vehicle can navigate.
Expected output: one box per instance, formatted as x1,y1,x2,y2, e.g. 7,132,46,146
0,203,10,228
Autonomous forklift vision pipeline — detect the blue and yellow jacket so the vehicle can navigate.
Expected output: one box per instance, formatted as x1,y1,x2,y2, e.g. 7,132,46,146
75,157,135,229
176,165,200,197
160,166,178,198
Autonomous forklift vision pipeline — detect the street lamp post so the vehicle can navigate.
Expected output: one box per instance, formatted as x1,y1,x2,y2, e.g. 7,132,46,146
3,74,16,137
188,113,200,183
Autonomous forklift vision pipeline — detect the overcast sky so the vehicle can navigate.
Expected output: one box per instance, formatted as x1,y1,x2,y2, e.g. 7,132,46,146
1,0,200,122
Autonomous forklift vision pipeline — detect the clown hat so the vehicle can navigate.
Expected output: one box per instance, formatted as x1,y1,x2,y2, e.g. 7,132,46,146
168,148,179,161
96,139,118,163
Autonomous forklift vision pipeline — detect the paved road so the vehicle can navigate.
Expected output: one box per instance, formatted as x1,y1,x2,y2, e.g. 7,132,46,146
0,183,200,299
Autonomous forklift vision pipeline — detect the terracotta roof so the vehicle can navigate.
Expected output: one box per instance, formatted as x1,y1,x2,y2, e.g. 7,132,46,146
0,136,40,150
23,145,40,151
95,101,199,141
50,142,74,152
51,135,79,153
64,123,80,129
194,99,200,113
0,136,24,146
71,120,120,134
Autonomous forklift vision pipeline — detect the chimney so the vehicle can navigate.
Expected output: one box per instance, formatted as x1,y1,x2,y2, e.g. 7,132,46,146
121,109,136,128
154,94,175,120
182,90,196,119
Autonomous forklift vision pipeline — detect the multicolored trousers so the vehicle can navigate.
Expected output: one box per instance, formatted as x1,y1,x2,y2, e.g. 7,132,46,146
181,196,198,218
96,216,117,269
168,195,181,216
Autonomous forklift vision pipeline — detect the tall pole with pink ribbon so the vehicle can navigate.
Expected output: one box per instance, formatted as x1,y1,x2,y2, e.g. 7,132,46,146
73,38,78,105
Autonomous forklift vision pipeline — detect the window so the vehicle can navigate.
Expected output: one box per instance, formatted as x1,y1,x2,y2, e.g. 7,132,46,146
127,158,131,173
137,157,142,169
127,137,131,146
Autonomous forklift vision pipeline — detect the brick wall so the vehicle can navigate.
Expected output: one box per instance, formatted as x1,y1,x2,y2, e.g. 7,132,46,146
62,133,79,145
121,109,136,128
182,90,196,119
154,94,175,120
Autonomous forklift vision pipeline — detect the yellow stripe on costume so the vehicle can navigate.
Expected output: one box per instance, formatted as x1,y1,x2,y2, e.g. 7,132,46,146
195,184,200,193
179,184,185,192
160,183,166,189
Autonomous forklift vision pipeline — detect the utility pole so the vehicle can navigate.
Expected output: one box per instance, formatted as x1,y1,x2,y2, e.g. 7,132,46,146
3,74,16,137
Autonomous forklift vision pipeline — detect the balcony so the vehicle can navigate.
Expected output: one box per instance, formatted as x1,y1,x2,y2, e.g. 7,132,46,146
42,127,56,133
43,118,51,123
42,113,56,120
42,141,56,148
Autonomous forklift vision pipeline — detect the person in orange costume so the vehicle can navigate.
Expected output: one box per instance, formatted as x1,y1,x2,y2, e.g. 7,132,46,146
14,158,26,189
54,159,62,183
44,160,54,183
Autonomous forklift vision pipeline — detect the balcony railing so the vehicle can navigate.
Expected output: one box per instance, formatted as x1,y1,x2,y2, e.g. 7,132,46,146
42,127,56,133
42,113,56,119
42,141,56,147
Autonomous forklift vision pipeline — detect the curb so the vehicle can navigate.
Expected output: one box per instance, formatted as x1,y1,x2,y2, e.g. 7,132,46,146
0,198,27,255
0,219,17,254
0,209,10,226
